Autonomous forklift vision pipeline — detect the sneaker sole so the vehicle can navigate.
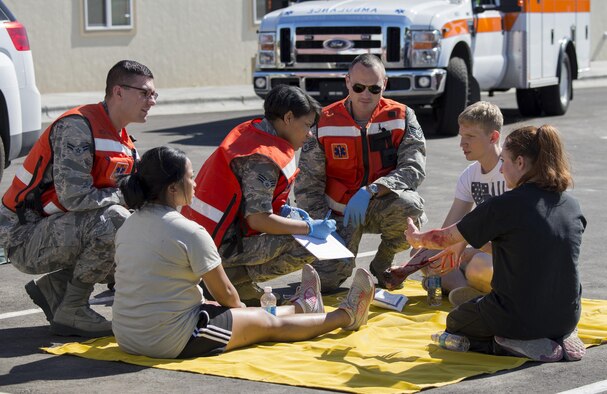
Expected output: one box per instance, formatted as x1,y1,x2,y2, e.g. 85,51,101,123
495,336,563,362
448,287,484,307
25,280,54,323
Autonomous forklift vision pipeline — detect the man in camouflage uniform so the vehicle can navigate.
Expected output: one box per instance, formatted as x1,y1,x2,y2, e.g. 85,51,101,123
295,54,427,291
0,60,156,337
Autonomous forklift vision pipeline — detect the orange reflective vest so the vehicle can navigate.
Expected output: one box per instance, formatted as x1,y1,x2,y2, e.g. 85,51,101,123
182,119,298,246
2,103,137,222
318,97,407,213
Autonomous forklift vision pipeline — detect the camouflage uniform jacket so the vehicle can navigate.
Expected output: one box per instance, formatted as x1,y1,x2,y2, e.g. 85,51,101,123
0,110,125,248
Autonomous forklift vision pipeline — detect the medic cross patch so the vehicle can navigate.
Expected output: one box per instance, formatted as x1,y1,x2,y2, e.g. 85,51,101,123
331,143,349,159
111,162,130,180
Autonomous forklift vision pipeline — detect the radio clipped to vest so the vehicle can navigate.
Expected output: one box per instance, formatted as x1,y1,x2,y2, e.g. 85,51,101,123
368,126,397,169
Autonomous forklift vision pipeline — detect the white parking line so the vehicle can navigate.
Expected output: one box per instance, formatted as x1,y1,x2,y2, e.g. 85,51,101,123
357,250,377,258
0,308,42,319
557,380,607,394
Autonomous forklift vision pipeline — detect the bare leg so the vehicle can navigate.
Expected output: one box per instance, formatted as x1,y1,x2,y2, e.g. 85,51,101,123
464,252,493,293
440,269,468,292
226,308,350,351
275,304,297,316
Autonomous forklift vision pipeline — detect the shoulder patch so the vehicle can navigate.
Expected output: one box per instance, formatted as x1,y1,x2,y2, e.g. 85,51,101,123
331,143,349,159
257,173,277,189
66,142,90,156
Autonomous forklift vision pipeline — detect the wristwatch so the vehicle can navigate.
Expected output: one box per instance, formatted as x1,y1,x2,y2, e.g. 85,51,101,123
367,183,379,198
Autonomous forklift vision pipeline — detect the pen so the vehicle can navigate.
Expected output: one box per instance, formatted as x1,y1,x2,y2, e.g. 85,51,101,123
324,209,332,221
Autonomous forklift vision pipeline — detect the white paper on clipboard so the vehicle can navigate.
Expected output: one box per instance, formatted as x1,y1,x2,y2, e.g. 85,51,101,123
292,233,354,260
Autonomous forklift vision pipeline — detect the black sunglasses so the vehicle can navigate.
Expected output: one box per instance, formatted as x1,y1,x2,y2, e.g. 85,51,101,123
351,83,383,95
120,84,159,100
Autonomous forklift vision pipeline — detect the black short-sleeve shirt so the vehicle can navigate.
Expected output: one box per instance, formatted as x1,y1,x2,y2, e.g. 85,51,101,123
457,183,586,339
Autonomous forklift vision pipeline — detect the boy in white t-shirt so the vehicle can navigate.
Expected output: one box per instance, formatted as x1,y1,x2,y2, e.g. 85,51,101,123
433,101,507,304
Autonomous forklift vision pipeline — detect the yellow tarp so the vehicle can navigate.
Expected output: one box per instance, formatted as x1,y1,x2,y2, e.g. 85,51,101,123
43,280,607,394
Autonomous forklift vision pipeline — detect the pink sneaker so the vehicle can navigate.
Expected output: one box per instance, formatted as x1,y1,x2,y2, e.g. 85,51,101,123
290,264,324,314
339,268,375,331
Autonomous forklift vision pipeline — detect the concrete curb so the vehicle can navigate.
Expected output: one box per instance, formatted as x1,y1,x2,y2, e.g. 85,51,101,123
40,61,607,119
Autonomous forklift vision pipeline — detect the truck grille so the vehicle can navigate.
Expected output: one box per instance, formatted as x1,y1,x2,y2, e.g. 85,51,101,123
293,26,386,65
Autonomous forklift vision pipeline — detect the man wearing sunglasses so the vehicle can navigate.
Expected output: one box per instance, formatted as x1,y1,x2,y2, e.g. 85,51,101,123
0,60,156,338
296,54,426,291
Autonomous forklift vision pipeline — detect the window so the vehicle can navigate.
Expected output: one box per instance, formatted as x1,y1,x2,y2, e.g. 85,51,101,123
253,0,290,24
84,0,133,31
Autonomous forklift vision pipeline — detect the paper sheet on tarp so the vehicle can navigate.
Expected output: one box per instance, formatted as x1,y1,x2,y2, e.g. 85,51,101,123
292,233,354,260
43,281,607,394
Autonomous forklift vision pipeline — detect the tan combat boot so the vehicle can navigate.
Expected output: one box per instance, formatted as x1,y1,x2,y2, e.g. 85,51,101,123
50,280,113,337
25,268,72,322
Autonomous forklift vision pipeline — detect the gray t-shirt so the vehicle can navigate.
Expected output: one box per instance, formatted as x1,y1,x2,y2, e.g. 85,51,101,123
112,203,221,358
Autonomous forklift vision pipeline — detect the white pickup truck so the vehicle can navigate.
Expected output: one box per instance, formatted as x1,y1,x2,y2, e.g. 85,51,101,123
252,0,590,135
0,1,41,181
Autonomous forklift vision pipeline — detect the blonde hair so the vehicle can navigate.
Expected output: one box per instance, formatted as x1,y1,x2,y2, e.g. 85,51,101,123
504,125,573,192
458,101,503,134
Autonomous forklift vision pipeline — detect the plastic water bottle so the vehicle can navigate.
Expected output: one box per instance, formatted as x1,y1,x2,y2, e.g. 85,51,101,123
260,286,277,315
431,331,470,352
427,274,442,306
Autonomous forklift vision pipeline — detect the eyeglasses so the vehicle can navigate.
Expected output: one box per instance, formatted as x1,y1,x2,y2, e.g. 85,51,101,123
120,84,159,100
351,83,383,95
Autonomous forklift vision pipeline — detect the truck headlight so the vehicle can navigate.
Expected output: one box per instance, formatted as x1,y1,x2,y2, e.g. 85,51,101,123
258,32,276,67
409,30,441,67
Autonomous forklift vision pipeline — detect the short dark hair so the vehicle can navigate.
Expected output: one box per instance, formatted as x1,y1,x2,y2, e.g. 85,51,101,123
105,60,154,99
264,85,322,126
348,54,386,76
119,146,188,210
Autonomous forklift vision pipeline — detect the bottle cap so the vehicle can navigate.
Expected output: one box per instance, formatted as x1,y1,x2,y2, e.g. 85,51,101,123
264,286,272,293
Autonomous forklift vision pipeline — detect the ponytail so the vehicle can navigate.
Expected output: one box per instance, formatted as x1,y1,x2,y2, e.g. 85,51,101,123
119,172,147,210
118,146,188,210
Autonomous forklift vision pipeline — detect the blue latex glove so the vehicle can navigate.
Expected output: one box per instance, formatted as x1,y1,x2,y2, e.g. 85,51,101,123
343,187,371,227
279,204,311,220
305,218,337,240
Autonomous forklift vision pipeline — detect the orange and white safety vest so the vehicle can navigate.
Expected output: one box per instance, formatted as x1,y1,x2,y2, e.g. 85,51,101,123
181,119,298,246
2,103,137,222
318,97,406,213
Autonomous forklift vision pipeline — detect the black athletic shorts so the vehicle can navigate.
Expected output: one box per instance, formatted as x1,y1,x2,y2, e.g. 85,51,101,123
177,303,233,358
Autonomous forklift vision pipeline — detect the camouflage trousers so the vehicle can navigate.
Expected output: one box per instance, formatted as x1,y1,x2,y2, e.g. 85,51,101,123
7,205,130,284
312,189,426,292
219,234,316,291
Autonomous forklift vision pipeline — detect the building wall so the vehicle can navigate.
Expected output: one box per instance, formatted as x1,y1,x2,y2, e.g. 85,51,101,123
5,0,260,93
4,0,606,94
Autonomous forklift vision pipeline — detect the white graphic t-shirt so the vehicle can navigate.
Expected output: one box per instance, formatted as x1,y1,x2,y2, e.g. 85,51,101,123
455,161,508,206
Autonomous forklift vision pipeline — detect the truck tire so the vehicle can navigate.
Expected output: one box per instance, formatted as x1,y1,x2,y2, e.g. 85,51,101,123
540,52,572,116
516,88,542,117
436,57,468,136
0,137,4,183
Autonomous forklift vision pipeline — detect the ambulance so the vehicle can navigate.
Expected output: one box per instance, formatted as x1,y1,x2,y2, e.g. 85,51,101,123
252,0,591,135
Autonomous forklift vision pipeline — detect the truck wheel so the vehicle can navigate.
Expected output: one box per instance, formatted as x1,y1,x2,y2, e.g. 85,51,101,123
469,75,481,104
436,57,468,136
0,137,4,183
516,88,542,117
540,52,572,116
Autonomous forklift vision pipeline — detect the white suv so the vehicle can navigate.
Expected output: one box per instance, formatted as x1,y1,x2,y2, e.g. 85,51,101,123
0,1,41,182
